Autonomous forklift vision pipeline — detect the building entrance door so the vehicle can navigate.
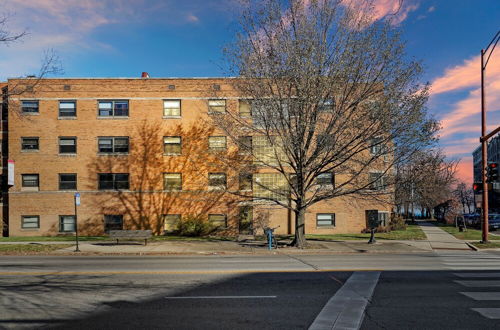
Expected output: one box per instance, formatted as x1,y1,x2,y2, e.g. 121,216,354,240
239,206,253,235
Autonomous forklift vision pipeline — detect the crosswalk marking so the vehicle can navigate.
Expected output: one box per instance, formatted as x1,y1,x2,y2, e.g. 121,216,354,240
454,273,500,278
454,269,500,320
460,292,500,300
455,280,500,287
471,308,500,319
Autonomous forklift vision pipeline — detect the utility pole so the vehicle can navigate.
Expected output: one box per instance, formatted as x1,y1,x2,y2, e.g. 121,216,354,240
480,30,500,243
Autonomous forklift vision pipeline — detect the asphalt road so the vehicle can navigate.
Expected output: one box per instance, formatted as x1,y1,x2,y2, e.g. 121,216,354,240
2,251,500,329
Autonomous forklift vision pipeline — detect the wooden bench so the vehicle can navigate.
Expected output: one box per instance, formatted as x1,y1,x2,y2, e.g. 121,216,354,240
109,230,152,246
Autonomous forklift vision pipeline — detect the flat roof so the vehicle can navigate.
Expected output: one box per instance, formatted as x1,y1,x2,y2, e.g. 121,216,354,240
7,77,237,80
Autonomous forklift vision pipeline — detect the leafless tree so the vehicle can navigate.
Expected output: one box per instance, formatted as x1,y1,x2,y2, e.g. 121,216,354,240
396,149,458,219
0,12,62,99
454,181,474,214
213,0,438,247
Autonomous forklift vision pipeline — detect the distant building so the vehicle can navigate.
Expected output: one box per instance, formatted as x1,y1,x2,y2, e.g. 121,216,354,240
472,133,500,212
473,133,500,182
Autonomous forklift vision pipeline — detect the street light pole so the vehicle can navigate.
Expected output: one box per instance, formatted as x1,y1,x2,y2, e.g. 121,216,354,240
480,30,500,244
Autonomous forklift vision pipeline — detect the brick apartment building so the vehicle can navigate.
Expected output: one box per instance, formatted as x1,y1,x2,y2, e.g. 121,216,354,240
0,77,392,237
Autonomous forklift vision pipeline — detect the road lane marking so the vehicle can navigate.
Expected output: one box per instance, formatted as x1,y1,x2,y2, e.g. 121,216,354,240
472,308,500,319
165,296,277,299
309,271,380,330
460,292,500,300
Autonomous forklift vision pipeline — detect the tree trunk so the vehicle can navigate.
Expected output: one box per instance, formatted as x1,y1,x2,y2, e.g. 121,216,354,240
292,208,306,248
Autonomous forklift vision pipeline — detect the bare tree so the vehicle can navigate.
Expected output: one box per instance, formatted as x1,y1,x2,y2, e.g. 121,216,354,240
396,149,458,219
454,181,474,214
213,0,438,247
0,12,62,99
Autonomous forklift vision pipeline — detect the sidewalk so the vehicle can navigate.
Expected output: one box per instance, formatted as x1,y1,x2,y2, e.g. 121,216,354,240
0,222,475,254
417,221,472,251
0,238,433,255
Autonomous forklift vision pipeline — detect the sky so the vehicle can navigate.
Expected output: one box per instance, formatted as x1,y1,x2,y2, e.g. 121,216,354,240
0,0,499,185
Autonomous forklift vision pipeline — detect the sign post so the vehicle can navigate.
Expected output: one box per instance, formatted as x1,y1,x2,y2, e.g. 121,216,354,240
74,192,80,252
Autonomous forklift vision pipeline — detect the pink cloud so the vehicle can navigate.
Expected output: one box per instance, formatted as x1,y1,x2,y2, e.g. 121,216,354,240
341,0,419,25
432,52,500,95
455,157,473,185
431,51,500,140
187,14,200,23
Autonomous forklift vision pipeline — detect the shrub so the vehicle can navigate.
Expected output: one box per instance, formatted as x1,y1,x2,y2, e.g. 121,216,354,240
176,216,218,237
389,213,407,231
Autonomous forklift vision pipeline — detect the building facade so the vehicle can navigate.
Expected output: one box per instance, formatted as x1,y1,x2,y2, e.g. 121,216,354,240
472,133,500,212
1,77,392,237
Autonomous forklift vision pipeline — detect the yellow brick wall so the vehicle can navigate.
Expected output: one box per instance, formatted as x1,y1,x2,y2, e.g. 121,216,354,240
6,78,392,237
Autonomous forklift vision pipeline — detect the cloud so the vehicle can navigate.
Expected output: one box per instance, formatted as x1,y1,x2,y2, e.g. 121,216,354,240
187,14,200,23
431,52,500,95
455,157,473,184
428,6,435,13
342,0,420,25
431,51,500,141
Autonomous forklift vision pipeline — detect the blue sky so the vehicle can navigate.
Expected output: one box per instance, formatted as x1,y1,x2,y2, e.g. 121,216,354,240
1,0,499,183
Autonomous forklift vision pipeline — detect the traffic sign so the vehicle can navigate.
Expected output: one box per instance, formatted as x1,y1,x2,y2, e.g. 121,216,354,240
75,192,80,206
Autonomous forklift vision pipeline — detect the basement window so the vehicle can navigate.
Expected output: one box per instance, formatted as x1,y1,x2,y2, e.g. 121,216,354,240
316,213,335,227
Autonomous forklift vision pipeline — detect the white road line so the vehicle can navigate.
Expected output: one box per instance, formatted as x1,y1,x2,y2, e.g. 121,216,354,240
165,296,277,299
460,292,500,300
454,273,500,278
471,308,500,319
455,280,500,287
308,271,380,330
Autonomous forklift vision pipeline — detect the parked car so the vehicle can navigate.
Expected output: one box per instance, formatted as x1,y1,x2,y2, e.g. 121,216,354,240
489,214,500,231
464,213,480,228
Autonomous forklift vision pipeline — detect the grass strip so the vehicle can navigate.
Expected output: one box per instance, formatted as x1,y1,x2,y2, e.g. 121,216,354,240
0,244,71,254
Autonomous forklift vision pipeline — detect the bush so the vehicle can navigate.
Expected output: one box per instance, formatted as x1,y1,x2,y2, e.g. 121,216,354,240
175,216,218,237
389,213,407,231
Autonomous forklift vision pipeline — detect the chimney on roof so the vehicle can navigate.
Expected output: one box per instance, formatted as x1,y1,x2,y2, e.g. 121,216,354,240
141,72,150,78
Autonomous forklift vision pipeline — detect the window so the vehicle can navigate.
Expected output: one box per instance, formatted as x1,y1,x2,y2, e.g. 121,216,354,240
59,101,76,117
21,101,39,113
238,136,252,154
98,173,129,190
98,100,129,117
208,136,226,151
164,173,182,191
318,99,334,112
22,174,39,188
164,214,181,233
317,214,335,227
164,100,181,117
369,172,386,191
253,173,288,202
59,173,77,190
378,211,389,226
370,137,385,156
163,136,181,155
98,137,129,154
21,137,39,151
239,172,252,191
208,100,226,113
59,215,76,232
316,173,334,186
253,136,285,166
209,214,227,228
208,173,226,190
104,215,123,232
59,137,76,154
239,100,252,117
22,215,39,229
